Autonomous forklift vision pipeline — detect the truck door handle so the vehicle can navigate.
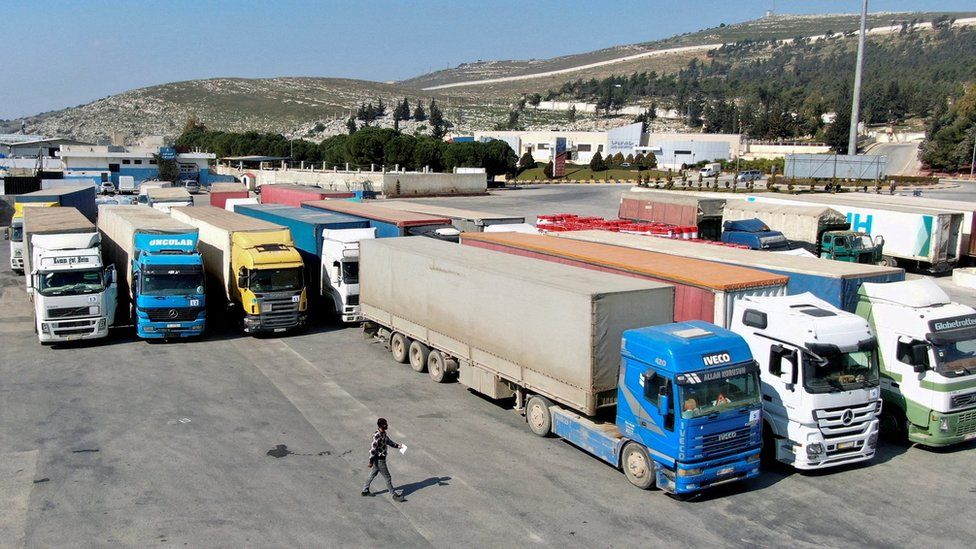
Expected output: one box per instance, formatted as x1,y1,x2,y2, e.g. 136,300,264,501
640,420,647,427
762,395,773,402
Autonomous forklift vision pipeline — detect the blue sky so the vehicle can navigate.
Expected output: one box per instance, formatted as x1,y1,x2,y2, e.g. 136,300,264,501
1,0,972,119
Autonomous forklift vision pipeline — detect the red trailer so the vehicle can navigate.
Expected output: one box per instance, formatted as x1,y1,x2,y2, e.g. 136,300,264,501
208,183,250,209
461,231,786,328
618,192,726,240
259,184,355,207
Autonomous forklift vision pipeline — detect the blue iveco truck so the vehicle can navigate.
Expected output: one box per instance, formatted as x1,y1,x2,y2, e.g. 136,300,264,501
98,205,206,338
360,237,762,495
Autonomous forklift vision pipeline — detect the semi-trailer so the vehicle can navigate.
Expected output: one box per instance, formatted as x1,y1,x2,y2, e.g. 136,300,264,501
535,230,890,470
618,192,726,240
379,201,525,232
558,230,904,312
23,207,117,343
360,237,763,494
302,200,456,240
98,205,206,339
170,206,307,334
15,184,98,221
234,203,373,322
223,197,259,212
6,202,57,273
856,278,976,446
258,184,355,207
208,183,249,209
461,231,787,327
146,187,193,212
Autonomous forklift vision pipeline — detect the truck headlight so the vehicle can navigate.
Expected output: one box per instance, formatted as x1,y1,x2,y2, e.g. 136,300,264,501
677,468,703,477
143,326,155,332
89,306,100,316
747,452,761,462
41,323,51,334
939,417,950,433
806,443,825,457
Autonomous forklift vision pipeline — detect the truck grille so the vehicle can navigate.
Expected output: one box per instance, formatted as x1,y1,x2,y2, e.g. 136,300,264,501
259,295,301,328
145,307,203,322
951,392,976,410
957,410,976,436
47,306,92,319
346,294,359,306
815,402,877,440
700,426,753,459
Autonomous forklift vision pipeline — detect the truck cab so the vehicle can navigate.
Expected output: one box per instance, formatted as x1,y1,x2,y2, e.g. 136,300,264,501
131,233,206,338
820,230,884,264
322,228,375,322
233,232,307,333
731,294,881,469
720,219,791,251
7,202,57,273
610,321,763,493
30,233,117,343
856,278,976,446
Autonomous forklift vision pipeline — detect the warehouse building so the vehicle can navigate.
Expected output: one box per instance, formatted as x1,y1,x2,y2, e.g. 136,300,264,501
58,144,225,186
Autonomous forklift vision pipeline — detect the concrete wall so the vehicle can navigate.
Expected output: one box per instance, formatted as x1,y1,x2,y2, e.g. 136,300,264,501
741,143,832,160
215,166,486,197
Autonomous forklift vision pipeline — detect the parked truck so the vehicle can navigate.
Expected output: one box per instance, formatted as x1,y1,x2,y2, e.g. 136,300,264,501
618,192,726,241
98,205,206,339
146,187,193,212
302,200,457,240
361,237,762,494
234,203,374,322
462,231,787,327
721,201,885,264
856,278,976,446
170,206,307,334
208,183,249,209
379,201,525,232
7,201,57,273
559,230,904,312
117,176,136,194
258,184,355,207
23,207,117,343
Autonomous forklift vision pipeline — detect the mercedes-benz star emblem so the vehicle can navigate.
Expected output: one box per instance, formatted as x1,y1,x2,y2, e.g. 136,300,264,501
167,309,179,319
841,409,854,426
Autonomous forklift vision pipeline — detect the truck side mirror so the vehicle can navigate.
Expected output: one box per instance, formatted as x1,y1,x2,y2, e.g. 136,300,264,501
658,388,670,417
911,345,929,373
3,228,8,241
769,344,798,390
106,265,117,284
875,235,884,248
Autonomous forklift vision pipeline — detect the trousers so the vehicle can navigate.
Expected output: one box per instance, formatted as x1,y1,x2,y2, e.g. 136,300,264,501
363,458,396,495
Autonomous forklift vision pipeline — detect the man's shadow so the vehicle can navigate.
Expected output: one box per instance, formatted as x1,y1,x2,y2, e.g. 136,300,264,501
376,476,452,500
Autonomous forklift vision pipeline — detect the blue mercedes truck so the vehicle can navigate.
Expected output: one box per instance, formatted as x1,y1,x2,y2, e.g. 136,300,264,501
98,205,206,338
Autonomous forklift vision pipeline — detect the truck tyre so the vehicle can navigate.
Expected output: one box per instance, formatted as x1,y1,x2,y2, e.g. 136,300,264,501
880,408,909,446
621,442,656,490
390,332,410,363
880,256,898,268
525,395,553,437
408,340,430,373
427,350,449,383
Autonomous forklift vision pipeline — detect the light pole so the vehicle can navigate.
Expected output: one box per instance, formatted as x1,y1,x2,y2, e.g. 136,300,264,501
848,0,869,155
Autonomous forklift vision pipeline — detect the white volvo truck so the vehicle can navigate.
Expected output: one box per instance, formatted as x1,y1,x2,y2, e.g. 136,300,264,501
857,278,976,446
23,207,117,343
321,228,375,322
732,294,881,469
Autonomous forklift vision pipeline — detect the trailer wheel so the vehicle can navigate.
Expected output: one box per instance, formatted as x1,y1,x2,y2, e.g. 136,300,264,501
525,395,553,437
880,256,898,268
390,333,410,363
427,350,450,383
408,340,430,373
621,442,656,490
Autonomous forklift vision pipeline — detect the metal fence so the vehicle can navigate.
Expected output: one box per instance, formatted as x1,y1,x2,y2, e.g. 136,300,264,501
785,154,886,180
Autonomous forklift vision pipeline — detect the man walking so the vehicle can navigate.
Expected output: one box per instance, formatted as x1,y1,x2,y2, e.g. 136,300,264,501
362,417,404,501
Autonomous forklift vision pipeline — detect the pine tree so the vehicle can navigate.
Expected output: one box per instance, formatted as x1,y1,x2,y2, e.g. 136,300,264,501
376,99,387,117
589,151,607,172
518,151,535,172
413,102,427,122
567,105,577,123
346,117,357,135
429,99,448,139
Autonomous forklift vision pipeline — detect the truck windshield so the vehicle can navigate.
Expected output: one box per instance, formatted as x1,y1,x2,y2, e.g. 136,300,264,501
803,350,879,393
934,339,976,375
679,364,761,419
142,271,204,296
850,235,873,249
341,260,359,284
762,237,791,251
38,269,105,296
11,222,23,242
250,267,303,293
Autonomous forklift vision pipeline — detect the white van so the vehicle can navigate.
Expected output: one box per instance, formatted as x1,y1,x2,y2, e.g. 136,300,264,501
699,163,722,178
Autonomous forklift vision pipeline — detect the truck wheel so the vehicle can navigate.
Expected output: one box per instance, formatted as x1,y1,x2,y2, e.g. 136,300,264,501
525,395,553,437
408,340,430,373
390,332,410,363
621,442,656,490
880,256,898,268
880,409,909,446
427,350,449,383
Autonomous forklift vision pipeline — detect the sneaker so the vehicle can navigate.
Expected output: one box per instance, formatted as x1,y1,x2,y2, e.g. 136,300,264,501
361,490,370,497
393,490,404,501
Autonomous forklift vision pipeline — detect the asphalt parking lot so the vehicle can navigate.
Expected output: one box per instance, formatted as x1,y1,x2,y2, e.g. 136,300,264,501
2,185,976,547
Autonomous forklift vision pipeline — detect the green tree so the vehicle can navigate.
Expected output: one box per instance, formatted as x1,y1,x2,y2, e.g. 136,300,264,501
611,152,625,164
480,139,518,178
429,99,449,139
518,151,535,172
321,134,349,168
346,117,357,135
922,85,976,171
412,137,443,171
589,151,607,172
413,102,427,122
543,161,554,178
567,105,576,123
528,93,542,107
383,134,417,169
153,154,180,182
345,126,397,168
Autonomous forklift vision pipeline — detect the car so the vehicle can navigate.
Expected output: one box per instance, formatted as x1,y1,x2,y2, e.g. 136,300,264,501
736,169,764,183
620,162,632,168
183,180,201,194
100,181,116,194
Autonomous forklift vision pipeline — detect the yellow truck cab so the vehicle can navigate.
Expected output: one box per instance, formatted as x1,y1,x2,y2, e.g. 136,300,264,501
170,206,307,334
7,202,58,273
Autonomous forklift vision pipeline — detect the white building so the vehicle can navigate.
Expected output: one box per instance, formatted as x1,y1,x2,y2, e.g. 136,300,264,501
58,144,225,187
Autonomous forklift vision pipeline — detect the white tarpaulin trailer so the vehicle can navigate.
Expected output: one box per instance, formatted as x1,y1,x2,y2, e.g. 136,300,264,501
785,154,886,180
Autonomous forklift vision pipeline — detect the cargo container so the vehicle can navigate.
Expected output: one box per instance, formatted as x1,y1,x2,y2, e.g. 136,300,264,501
461,232,787,327
618,192,726,240
558,230,904,312
146,187,193,212
171,207,307,334
380,201,524,232
234,203,372,321
15,184,97,222
208,183,250,209
361,237,762,494
224,197,259,212
303,200,453,239
259,184,355,207
98,205,206,339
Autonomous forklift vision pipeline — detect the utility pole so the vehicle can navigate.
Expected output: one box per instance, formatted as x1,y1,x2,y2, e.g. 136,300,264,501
848,0,868,155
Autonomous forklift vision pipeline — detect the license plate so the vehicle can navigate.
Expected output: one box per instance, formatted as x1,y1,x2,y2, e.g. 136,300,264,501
67,335,81,341
274,328,285,333
167,323,180,328
718,467,734,476
837,441,854,450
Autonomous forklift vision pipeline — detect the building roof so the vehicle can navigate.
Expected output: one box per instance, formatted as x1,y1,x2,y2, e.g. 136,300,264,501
0,137,91,147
